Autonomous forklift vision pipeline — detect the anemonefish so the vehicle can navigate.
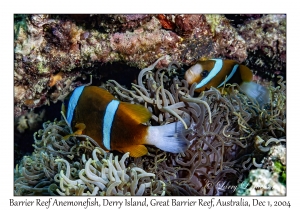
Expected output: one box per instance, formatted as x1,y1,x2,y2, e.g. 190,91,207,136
185,59,269,106
65,86,189,157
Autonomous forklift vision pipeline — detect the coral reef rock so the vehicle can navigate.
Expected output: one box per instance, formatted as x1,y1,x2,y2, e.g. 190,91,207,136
14,14,286,116
236,139,286,196
238,14,286,79
236,169,286,196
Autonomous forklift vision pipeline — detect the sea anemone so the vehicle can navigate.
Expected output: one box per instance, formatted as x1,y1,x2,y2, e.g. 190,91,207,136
14,57,286,196
102,57,286,195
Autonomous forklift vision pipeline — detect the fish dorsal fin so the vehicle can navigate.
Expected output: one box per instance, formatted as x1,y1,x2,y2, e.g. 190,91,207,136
118,102,152,124
239,65,253,82
120,145,148,157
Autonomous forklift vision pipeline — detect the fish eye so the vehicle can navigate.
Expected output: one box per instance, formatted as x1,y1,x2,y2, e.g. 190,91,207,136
201,70,209,78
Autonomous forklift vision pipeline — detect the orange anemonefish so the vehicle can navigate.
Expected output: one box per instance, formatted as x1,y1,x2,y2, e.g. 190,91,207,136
65,86,189,157
185,59,269,106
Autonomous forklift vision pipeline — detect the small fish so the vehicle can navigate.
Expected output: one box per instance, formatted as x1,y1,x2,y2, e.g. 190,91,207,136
185,59,269,106
65,86,189,157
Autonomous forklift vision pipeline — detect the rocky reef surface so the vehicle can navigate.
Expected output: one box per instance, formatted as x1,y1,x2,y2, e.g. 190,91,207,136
14,14,286,117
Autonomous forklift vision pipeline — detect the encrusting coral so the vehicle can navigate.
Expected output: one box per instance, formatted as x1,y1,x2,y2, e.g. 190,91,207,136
237,15,286,80
236,135,286,196
14,14,285,117
14,57,286,196
236,168,285,196
16,110,45,133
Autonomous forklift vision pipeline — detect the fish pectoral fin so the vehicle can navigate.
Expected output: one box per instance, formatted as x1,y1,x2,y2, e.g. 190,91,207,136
74,123,86,135
62,134,73,140
119,145,148,157
62,123,86,140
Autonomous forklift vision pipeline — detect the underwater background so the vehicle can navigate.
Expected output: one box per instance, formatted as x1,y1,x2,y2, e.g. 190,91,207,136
13,14,286,196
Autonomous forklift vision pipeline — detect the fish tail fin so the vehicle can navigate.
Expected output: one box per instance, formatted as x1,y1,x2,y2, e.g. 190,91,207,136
146,121,190,153
240,81,270,107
